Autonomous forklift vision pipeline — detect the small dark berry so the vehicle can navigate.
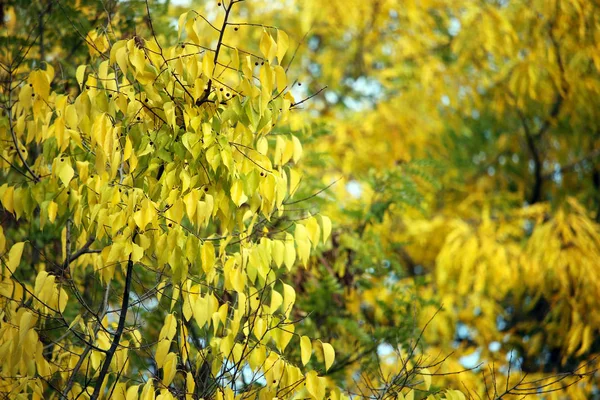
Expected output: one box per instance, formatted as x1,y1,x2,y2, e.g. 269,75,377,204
272,380,276,384
220,88,224,92
150,141,154,145
298,82,302,86
60,158,64,162
204,186,209,192
255,297,259,300
255,62,259,66
226,93,230,97
168,223,173,227
261,61,264,65
137,116,141,120
29,83,32,87
86,85,90,89
145,98,149,103
108,94,112,98
181,44,185,49
260,171,265,177
32,94,35,97
234,27,238,31
67,191,70,195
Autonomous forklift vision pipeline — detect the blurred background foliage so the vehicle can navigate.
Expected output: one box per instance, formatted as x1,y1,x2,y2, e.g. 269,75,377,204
3,0,600,397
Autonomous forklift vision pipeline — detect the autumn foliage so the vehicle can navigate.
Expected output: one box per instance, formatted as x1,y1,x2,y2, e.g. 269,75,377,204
2,0,600,399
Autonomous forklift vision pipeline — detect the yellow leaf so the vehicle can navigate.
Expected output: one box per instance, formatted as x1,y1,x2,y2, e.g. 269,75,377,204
282,282,296,317
186,372,195,400
284,233,296,270
257,137,268,155
159,313,177,341
155,339,171,368
230,180,247,207
131,243,144,262
58,288,68,313
133,199,156,230
274,325,294,352
202,54,214,79
76,65,87,89
289,169,301,196
292,135,302,162
56,157,74,186
48,201,58,223
141,379,155,400
421,368,432,391
123,136,133,161
116,45,129,74
320,215,332,244
277,30,289,63
126,385,139,400
162,352,177,386
295,224,311,266
272,240,285,268
275,65,287,93
305,370,325,400
19,311,35,343
270,289,283,311
260,30,273,62
201,241,215,274
8,242,25,273
300,335,312,365
322,342,335,371
305,217,321,248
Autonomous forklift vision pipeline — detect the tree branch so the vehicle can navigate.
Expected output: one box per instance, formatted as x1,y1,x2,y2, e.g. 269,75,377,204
90,257,134,400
